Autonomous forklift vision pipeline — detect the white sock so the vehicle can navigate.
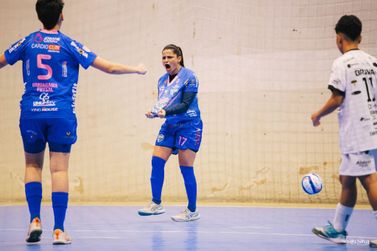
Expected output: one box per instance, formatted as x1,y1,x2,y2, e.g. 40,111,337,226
333,203,353,232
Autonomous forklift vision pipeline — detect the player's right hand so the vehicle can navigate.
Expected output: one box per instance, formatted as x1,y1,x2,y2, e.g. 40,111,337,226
311,113,321,127
145,111,154,118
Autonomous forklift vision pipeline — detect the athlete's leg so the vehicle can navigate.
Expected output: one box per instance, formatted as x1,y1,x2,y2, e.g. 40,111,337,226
24,151,44,243
138,146,172,216
178,149,197,212
333,175,357,232
24,151,44,222
49,151,71,244
50,152,70,193
49,151,70,232
312,175,354,243
358,173,377,210
358,173,377,248
150,146,172,204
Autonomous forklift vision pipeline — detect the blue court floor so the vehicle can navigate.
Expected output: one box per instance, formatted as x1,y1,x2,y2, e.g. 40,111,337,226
0,205,376,251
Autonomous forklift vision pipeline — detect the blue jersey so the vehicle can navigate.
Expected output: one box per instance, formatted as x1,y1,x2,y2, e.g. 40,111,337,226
4,30,97,119
152,67,201,124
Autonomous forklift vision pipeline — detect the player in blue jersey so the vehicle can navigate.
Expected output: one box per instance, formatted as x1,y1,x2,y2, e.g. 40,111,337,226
0,0,146,245
138,44,202,222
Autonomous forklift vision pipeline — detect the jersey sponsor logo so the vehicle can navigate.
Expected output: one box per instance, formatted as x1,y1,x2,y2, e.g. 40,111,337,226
8,38,26,53
31,43,48,49
355,68,375,76
356,159,372,168
31,43,61,52
62,61,68,77
82,45,91,52
32,82,58,93
34,33,43,43
370,131,377,136
48,44,61,52
157,134,165,143
331,79,341,87
70,41,88,58
33,92,56,107
71,83,78,113
43,37,60,43
26,59,30,76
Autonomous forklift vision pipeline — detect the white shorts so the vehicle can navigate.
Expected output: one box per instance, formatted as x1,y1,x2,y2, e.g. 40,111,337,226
340,149,377,176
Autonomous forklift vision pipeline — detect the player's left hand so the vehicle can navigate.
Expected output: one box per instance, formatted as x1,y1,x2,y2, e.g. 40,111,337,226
157,109,166,118
137,64,147,75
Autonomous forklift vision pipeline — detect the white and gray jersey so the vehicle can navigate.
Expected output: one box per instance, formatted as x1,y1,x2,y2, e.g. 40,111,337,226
329,49,377,154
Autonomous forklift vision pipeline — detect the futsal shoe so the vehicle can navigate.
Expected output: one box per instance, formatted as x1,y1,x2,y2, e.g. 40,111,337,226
52,229,71,245
312,221,347,244
171,208,200,222
26,217,43,244
138,201,166,216
370,240,377,248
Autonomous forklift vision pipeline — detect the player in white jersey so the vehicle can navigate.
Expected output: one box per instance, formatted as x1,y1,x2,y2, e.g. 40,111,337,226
311,15,377,248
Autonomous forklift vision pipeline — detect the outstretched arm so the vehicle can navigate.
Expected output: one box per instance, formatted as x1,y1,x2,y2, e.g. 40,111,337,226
91,56,147,75
311,91,344,127
0,54,8,69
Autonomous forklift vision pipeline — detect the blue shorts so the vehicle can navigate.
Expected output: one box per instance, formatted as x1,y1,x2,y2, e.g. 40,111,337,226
19,118,77,153
155,119,203,155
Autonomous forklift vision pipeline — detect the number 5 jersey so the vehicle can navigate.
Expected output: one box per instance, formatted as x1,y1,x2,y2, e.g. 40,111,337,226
4,30,97,119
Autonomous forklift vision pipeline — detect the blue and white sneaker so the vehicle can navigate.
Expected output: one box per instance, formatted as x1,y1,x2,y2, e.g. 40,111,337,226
312,221,347,244
138,201,165,216
370,239,377,248
171,208,200,222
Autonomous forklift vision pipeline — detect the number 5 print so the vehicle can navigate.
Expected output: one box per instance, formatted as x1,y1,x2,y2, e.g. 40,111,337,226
37,54,52,80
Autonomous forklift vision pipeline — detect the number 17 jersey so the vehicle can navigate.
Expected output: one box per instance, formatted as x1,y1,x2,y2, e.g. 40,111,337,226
4,30,97,119
329,49,377,154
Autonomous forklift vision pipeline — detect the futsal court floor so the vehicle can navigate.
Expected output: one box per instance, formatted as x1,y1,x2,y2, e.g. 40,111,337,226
0,204,376,251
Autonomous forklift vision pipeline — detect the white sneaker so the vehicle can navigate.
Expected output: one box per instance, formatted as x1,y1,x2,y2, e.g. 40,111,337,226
53,229,71,245
171,208,200,222
26,217,43,244
138,201,165,216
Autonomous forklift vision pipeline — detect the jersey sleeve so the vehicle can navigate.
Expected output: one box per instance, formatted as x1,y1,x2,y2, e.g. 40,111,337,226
4,37,28,65
66,39,97,69
185,74,199,93
328,60,346,93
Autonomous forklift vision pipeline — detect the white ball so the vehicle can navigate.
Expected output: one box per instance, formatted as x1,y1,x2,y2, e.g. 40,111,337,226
302,173,323,195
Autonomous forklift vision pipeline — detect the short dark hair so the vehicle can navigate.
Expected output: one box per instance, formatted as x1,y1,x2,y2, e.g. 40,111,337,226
163,44,184,67
36,0,64,30
335,15,362,41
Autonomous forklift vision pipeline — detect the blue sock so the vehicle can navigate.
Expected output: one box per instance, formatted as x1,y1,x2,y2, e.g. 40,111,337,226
52,192,68,231
150,156,166,205
180,166,197,212
25,182,42,222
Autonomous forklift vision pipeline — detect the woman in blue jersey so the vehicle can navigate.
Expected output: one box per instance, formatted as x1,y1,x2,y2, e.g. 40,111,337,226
138,44,203,222
0,0,146,245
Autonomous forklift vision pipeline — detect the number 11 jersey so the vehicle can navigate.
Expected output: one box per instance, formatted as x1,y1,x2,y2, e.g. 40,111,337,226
329,49,377,154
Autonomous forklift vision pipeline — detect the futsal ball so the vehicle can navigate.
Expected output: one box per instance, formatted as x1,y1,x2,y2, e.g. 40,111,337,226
301,173,322,195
